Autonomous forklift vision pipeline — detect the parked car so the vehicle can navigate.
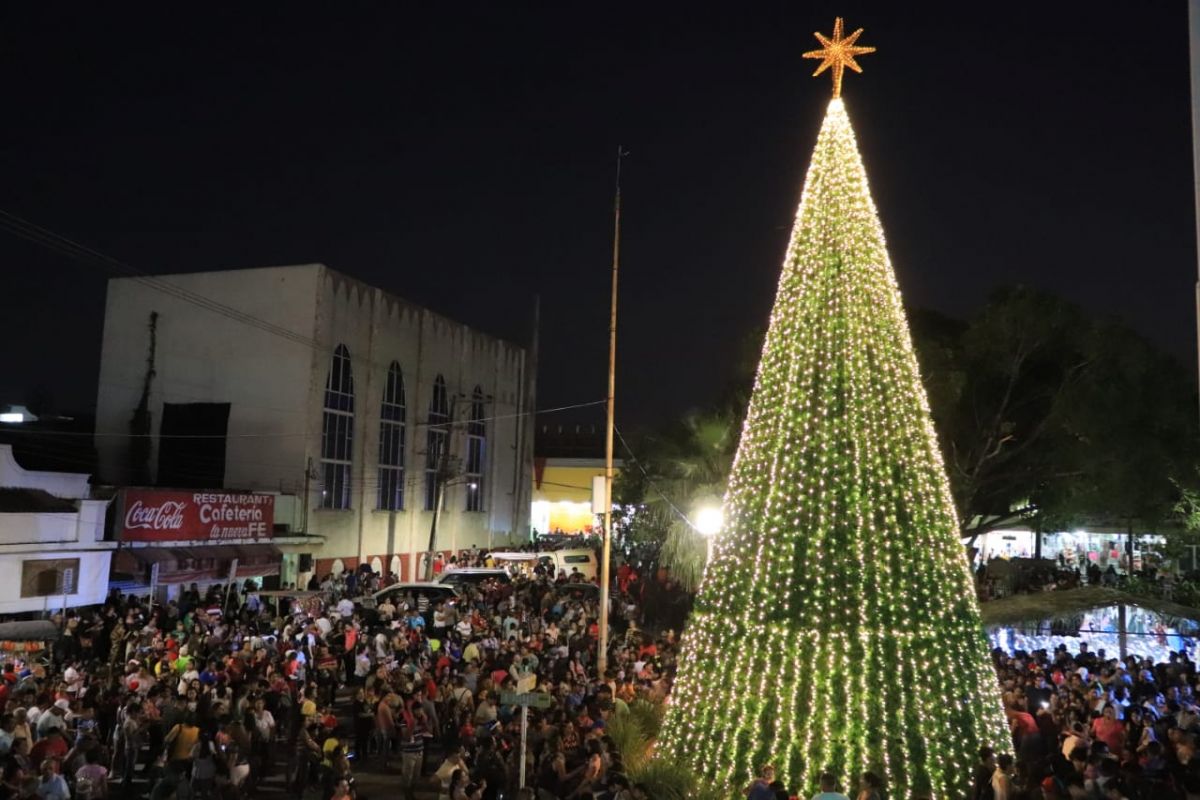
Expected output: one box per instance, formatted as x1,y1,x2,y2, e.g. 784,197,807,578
435,568,512,587
537,548,598,581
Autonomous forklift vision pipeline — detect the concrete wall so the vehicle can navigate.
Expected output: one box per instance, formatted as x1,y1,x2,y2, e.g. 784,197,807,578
0,446,91,500
95,265,322,491
0,445,114,610
95,264,531,573
306,268,528,569
0,499,107,547
0,550,112,615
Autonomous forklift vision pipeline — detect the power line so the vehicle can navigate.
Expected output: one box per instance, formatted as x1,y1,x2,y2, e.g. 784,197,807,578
612,424,696,531
0,399,605,439
0,210,530,379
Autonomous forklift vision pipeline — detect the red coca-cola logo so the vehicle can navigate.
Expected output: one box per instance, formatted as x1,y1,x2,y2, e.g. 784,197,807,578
124,500,188,530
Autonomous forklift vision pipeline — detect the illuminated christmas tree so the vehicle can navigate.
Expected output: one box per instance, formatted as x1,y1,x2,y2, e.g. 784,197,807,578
657,19,1009,800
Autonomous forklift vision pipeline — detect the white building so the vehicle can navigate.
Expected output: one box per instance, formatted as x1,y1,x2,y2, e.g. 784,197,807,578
0,445,113,614
95,264,533,581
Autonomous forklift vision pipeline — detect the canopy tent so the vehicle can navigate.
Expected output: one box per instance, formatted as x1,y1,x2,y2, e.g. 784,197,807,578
0,620,60,655
0,621,60,642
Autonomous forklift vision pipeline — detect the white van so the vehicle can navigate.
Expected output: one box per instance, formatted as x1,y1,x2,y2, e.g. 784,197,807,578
486,552,540,576
538,548,598,580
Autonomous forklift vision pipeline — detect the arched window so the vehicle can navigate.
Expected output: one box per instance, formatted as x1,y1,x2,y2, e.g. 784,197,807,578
377,362,406,510
424,375,449,511
465,386,486,512
320,345,354,509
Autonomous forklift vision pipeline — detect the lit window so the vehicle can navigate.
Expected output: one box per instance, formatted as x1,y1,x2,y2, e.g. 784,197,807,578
320,345,354,509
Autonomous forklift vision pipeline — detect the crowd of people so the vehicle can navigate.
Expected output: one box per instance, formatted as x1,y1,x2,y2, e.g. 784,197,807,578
7,540,1200,800
0,549,683,800
982,642,1200,799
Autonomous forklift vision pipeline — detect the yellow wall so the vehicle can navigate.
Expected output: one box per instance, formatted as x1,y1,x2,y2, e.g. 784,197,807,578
532,459,620,535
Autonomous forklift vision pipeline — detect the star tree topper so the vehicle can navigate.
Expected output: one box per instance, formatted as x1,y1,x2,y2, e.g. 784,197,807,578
802,17,875,98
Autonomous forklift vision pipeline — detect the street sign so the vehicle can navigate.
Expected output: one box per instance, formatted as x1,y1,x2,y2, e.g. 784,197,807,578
500,691,553,709
500,690,552,788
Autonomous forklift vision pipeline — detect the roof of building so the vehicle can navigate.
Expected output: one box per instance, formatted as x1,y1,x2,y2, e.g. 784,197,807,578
0,487,78,514
109,263,530,352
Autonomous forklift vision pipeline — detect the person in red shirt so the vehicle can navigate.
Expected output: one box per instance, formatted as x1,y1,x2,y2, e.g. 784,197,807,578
1006,701,1038,743
617,563,633,594
29,728,67,770
1091,704,1126,755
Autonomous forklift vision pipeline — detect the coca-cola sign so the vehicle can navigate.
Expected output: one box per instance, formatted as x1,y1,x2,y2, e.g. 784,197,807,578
119,490,274,542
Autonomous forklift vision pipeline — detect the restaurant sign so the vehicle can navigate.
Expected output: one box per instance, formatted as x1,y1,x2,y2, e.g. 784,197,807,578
119,490,274,542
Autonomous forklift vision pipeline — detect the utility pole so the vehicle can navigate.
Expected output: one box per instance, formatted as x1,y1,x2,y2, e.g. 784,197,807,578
598,147,624,678
425,395,459,581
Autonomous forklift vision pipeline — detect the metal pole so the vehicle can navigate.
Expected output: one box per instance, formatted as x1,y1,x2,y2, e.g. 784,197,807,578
1118,604,1128,661
519,705,529,788
1189,0,1200,409
598,147,624,679
425,396,457,581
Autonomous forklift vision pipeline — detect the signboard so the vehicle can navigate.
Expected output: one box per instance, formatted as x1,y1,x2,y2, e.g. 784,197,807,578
120,490,274,542
500,691,553,709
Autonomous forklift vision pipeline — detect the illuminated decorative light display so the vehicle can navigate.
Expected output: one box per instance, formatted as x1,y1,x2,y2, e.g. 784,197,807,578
657,22,1009,800
802,17,876,99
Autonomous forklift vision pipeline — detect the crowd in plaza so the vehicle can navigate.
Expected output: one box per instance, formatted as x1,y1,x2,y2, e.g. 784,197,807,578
8,540,1200,800
982,642,1200,800
0,548,697,800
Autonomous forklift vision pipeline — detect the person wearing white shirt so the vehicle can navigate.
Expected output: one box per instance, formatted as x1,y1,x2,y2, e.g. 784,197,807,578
251,697,276,741
178,668,200,696
62,665,83,695
336,597,355,619
991,754,1015,800
36,701,68,738
354,649,372,680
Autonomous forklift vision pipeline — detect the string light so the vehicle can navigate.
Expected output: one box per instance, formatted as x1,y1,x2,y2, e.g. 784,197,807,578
656,96,1009,800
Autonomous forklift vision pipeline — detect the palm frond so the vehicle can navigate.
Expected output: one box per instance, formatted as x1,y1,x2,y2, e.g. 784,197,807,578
627,758,700,800
607,710,653,770
627,697,666,739
660,522,708,592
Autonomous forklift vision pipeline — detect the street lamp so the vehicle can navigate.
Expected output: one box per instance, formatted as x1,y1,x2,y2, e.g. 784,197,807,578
693,504,724,567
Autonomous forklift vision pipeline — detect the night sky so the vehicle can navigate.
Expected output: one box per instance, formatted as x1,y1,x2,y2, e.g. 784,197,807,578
0,4,1195,429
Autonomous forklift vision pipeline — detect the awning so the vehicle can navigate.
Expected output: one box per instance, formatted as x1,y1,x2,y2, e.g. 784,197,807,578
233,544,281,578
0,621,60,642
113,544,281,585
